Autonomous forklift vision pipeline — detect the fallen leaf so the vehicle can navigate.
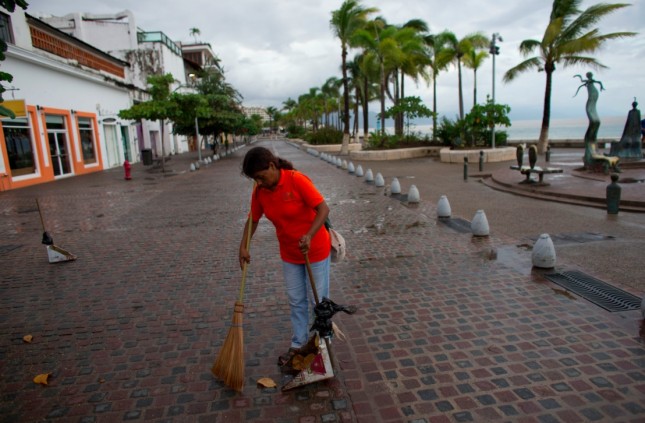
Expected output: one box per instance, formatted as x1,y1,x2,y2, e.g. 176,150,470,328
33,373,51,385
23,335,33,343
256,377,276,388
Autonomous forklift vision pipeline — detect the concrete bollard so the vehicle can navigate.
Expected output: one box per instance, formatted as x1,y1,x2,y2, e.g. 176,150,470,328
190,163,196,172
341,160,348,170
355,165,364,177
336,158,342,168
195,161,200,170
375,172,385,187
463,157,468,181
532,234,556,268
437,195,451,218
606,173,621,214
479,151,484,172
390,177,401,195
545,146,551,162
471,209,489,237
408,185,420,203
348,162,355,174
365,169,374,182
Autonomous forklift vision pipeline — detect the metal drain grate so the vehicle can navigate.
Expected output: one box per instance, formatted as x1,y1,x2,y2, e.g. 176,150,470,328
438,217,472,234
544,270,641,312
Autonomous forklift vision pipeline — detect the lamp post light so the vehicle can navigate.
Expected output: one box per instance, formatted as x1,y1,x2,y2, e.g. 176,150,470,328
490,33,502,149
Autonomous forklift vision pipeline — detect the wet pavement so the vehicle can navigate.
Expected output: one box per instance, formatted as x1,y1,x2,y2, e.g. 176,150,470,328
1,138,644,423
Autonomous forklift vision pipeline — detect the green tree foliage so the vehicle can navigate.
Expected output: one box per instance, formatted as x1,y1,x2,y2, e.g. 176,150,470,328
463,97,511,147
118,73,176,171
384,96,435,136
503,0,636,153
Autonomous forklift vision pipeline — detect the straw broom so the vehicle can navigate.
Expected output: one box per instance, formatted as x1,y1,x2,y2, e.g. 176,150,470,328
212,210,254,391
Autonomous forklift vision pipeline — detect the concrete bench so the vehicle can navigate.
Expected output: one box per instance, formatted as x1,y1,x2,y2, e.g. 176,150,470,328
510,165,563,185
586,144,620,174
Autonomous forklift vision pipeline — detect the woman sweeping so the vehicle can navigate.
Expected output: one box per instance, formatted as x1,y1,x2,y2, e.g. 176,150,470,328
239,146,331,367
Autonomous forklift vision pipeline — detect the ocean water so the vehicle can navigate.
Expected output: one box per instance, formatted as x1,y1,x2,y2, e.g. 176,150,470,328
375,116,628,141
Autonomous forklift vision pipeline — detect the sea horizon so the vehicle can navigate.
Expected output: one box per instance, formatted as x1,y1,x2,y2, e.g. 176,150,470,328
371,116,628,141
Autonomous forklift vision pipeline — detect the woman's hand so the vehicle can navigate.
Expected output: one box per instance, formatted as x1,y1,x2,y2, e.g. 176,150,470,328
239,247,251,270
299,234,311,254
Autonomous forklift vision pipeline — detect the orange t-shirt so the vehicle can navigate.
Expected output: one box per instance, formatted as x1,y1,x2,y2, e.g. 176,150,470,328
251,169,330,264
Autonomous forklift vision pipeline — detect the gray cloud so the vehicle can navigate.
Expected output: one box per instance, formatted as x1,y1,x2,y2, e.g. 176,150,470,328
28,0,644,120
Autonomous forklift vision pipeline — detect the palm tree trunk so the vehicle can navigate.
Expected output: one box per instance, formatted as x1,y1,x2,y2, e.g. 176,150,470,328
341,45,350,155
458,59,464,120
538,69,554,154
380,60,386,136
363,77,369,138
432,74,437,142
473,69,477,109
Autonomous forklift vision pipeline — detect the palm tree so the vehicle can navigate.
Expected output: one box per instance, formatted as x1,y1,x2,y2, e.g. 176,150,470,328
462,49,489,108
504,0,635,153
321,77,341,128
265,106,277,133
424,31,453,141
330,0,378,154
189,27,201,43
439,31,489,120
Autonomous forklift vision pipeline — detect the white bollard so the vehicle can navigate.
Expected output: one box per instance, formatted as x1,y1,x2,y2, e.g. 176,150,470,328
348,162,355,174
355,165,364,177
365,169,374,182
342,160,348,170
375,172,385,187
190,163,196,172
390,177,401,195
336,158,342,168
532,233,556,268
437,195,451,218
408,185,420,203
194,161,200,170
471,209,489,237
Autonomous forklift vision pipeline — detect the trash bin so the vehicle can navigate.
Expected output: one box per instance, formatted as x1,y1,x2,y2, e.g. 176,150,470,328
141,149,153,166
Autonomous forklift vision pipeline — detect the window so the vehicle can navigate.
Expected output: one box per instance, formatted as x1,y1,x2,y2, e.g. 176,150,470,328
78,117,97,164
3,118,36,176
0,12,14,44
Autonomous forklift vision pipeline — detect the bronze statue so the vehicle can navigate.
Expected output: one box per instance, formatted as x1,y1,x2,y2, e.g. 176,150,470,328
609,99,643,159
574,72,620,173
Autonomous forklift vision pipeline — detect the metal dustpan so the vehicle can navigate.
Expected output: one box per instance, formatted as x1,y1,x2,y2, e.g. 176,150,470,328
281,333,334,391
46,245,77,263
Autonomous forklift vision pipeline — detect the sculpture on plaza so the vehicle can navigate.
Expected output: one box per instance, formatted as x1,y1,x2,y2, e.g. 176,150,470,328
609,99,643,160
574,72,620,173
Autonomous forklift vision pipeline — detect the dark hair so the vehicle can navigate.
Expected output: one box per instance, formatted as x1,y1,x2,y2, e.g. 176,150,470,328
242,146,294,177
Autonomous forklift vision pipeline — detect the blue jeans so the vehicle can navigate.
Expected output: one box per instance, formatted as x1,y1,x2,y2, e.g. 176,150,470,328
282,256,330,348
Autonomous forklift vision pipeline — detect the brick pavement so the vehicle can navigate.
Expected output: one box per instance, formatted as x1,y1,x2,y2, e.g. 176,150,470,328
1,139,644,422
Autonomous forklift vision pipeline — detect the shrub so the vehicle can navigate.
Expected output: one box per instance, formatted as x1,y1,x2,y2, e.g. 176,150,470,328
304,127,343,145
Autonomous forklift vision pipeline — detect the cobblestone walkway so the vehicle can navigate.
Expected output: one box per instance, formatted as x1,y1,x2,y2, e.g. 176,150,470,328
1,139,643,422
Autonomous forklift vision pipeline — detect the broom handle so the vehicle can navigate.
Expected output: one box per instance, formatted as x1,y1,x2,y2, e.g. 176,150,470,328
237,191,255,303
36,199,46,232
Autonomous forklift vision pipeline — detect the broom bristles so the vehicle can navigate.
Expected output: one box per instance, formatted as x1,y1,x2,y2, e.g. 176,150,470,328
212,302,245,391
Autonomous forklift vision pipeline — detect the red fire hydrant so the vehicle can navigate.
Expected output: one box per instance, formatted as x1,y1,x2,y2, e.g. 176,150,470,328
123,160,132,180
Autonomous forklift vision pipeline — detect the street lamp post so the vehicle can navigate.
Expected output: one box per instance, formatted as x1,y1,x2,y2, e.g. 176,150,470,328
490,33,502,149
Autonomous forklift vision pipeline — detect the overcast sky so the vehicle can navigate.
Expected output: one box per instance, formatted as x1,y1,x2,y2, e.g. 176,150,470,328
28,0,644,121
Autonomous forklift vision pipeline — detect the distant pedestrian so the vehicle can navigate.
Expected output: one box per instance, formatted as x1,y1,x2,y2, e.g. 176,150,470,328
238,146,331,366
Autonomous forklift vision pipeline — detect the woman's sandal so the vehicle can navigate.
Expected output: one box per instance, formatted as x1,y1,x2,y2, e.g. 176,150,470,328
277,347,299,367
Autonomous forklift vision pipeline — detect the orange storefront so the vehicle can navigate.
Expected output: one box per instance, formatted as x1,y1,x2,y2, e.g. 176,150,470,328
0,104,104,191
